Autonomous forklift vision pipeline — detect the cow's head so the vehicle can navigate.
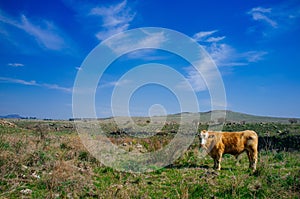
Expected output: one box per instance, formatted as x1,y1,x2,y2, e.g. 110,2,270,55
199,130,215,149
199,130,209,146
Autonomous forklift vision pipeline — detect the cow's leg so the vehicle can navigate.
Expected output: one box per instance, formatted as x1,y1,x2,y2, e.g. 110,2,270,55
214,154,222,170
246,150,253,168
235,154,242,166
252,148,258,171
247,149,257,171
213,159,218,169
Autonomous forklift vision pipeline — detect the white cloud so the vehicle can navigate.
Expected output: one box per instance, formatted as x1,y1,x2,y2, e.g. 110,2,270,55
193,30,267,67
193,30,226,43
248,3,300,33
193,30,218,41
90,0,135,41
241,51,268,63
42,83,72,93
181,29,268,92
125,49,169,61
251,7,272,13
105,31,166,54
0,77,72,93
99,79,132,88
205,36,226,43
207,43,234,66
207,43,267,67
95,24,129,41
178,55,225,93
180,66,207,92
248,7,278,28
19,15,66,50
0,77,37,86
90,0,131,26
0,9,67,51
8,63,24,67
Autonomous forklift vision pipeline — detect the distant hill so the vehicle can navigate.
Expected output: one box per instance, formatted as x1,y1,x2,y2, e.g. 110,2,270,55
0,114,24,119
166,110,299,124
1,111,298,124
217,110,299,123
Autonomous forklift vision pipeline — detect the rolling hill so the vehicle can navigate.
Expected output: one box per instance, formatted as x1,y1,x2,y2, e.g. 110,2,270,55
0,114,24,119
164,110,299,124
1,111,298,124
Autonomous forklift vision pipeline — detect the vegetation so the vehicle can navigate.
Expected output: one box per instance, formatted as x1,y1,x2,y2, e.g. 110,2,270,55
0,119,299,198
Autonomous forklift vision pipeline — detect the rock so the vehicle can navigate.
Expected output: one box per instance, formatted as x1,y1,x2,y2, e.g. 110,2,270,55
21,165,28,171
31,172,40,179
20,188,32,195
67,193,73,198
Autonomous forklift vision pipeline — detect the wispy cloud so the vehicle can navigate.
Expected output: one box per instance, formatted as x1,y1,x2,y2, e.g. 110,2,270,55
89,0,135,41
241,51,268,63
179,67,207,92
247,2,300,34
205,36,226,43
207,43,267,67
20,15,66,50
42,83,72,93
125,49,170,61
99,79,132,88
183,29,268,92
105,31,166,54
193,30,226,43
206,43,234,66
248,7,278,28
0,77,37,86
195,30,267,67
0,9,68,51
177,56,222,92
193,30,218,41
7,63,24,67
0,77,72,93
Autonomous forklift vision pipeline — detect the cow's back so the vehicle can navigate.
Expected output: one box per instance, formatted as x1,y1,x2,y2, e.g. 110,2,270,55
221,130,258,155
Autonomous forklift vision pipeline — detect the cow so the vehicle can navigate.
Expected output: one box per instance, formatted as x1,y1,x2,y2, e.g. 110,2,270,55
198,130,258,171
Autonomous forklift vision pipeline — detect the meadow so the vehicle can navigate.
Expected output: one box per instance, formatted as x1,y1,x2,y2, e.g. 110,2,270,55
0,119,299,198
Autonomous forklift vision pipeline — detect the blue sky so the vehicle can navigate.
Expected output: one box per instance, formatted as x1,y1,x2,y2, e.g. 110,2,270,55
0,0,300,119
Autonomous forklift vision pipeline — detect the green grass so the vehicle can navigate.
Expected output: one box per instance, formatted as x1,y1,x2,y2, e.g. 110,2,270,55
90,152,300,198
0,120,299,198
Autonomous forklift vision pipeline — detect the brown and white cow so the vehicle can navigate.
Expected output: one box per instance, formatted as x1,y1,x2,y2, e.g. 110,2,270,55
198,130,258,171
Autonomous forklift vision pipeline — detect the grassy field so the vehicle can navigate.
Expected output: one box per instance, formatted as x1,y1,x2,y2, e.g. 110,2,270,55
0,119,299,198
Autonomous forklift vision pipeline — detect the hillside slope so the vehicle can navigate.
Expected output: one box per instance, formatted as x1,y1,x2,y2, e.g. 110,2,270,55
166,110,298,124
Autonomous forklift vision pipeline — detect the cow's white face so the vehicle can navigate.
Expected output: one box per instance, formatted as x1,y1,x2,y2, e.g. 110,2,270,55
200,131,209,146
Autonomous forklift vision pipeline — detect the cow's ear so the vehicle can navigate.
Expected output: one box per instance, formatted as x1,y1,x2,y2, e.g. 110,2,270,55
208,135,215,138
